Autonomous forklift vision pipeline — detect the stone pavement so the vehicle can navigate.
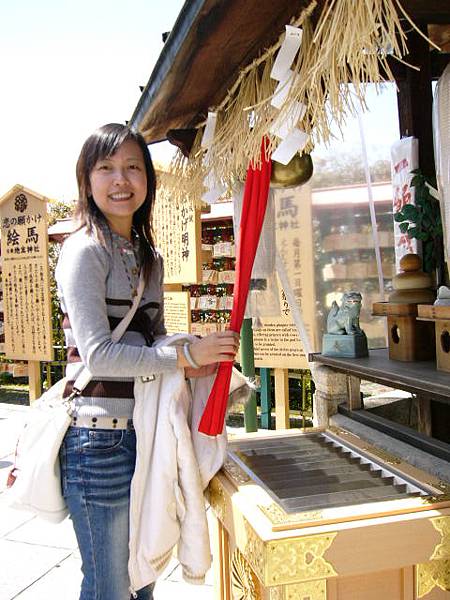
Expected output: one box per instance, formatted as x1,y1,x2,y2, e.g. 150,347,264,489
0,402,217,600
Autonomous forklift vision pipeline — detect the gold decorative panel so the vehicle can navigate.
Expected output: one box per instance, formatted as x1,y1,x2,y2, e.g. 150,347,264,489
242,517,337,587
243,519,266,582
267,580,327,600
267,533,337,586
430,516,450,560
269,587,284,600
231,548,262,600
416,516,450,597
416,560,450,597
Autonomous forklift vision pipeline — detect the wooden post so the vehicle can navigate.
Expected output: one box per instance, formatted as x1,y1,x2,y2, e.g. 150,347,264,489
301,372,308,429
163,283,183,292
259,367,272,429
415,396,432,436
28,360,41,403
211,514,231,600
274,368,290,429
396,25,435,177
240,318,257,432
347,375,362,410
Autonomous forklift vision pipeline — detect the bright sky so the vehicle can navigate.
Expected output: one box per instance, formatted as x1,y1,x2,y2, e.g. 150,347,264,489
314,83,400,162
0,1,400,204
0,0,184,202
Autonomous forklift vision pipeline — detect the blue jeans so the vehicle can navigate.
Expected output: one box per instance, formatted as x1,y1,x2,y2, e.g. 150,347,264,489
60,426,154,600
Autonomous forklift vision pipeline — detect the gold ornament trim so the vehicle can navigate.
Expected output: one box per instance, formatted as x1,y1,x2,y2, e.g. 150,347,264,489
361,446,402,465
328,426,351,437
259,503,323,526
416,516,450,597
328,426,402,465
421,481,450,505
269,587,284,600
223,459,252,486
243,519,266,583
430,516,450,561
231,548,262,600
208,478,227,523
285,579,327,600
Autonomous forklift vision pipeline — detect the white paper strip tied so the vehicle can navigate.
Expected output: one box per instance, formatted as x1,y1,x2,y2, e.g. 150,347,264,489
269,25,307,168
202,159,226,204
201,111,217,149
202,171,226,204
270,101,307,139
271,129,309,165
202,184,226,205
271,70,299,109
271,25,303,82
201,130,226,204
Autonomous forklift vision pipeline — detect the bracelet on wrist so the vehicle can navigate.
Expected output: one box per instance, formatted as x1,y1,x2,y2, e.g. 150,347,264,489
183,342,200,369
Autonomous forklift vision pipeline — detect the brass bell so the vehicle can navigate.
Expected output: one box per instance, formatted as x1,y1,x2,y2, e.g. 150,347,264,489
271,153,313,188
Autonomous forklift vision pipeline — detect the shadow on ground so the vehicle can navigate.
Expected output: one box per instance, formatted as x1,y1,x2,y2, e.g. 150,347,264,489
0,385,29,406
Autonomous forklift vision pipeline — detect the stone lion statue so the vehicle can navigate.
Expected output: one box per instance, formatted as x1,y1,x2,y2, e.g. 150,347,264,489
326,291,363,335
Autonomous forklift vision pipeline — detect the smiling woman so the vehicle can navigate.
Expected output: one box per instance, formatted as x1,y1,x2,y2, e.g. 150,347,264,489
88,140,148,240
54,122,240,600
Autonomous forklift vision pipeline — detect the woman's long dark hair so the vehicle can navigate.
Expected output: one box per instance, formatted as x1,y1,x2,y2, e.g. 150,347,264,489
75,123,157,283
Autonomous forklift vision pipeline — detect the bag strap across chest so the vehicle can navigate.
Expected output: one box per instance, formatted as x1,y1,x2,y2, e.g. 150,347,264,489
71,270,145,395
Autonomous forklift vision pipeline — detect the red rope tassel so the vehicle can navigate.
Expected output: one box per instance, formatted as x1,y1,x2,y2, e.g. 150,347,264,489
198,140,272,435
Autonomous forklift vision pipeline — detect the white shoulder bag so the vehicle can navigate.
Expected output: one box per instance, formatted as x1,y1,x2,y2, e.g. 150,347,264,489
6,272,145,523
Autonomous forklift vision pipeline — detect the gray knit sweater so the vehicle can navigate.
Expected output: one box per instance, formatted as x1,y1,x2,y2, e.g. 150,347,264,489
55,224,178,418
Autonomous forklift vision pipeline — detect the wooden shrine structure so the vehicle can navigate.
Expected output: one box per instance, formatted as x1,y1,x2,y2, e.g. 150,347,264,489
129,2,450,599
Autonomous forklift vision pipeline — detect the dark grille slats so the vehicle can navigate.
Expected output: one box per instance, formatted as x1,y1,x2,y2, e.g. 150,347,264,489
229,434,421,513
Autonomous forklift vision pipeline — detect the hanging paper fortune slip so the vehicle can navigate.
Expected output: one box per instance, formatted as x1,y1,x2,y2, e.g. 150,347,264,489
198,140,272,436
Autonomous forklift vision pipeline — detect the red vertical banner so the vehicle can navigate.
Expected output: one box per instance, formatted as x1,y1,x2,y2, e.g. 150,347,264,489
198,140,272,435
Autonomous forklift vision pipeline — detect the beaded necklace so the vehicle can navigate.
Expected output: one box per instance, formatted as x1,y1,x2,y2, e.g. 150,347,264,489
113,229,140,300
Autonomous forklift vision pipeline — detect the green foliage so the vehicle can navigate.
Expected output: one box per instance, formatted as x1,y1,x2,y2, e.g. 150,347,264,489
48,198,74,225
0,371,13,384
393,169,443,273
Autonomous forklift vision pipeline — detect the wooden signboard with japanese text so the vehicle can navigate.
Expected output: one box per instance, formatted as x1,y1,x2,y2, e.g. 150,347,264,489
154,186,202,284
163,291,191,335
253,284,307,368
0,260,4,353
253,184,317,368
0,185,53,361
